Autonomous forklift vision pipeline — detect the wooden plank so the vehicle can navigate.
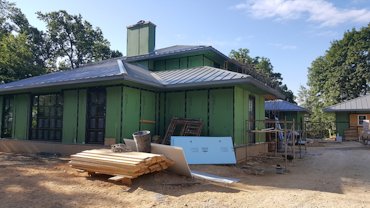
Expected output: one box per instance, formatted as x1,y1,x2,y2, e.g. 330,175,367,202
74,152,146,163
70,161,141,175
71,154,144,166
124,139,191,177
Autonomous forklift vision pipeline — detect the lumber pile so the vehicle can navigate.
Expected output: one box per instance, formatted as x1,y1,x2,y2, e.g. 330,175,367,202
70,149,174,185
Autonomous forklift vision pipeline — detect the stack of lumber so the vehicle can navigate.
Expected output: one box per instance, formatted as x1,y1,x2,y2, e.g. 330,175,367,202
70,149,174,185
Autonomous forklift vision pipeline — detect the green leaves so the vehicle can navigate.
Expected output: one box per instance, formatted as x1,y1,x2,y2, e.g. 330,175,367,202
37,10,120,69
308,24,370,106
229,48,295,103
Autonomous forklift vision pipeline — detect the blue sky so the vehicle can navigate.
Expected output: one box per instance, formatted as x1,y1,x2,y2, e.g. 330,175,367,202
11,0,370,96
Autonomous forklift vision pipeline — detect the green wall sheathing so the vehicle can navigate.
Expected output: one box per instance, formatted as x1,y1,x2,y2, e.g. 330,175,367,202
203,56,213,67
122,87,140,139
158,93,166,136
0,96,3,136
77,89,87,144
180,57,188,69
139,26,149,55
188,55,203,68
166,59,180,70
127,28,139,56
209,89,233,137
186,90,208,135
151,55,215,71
154,60,166,71
336,112,349,136
62,90,78,144
127,23,155,56
105,87,122,142
14,94,30,140
234,87,245,145
165,92,185,128
140,90,156,133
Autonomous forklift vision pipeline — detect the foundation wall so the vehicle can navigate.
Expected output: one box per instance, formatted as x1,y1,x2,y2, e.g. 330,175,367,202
235,142,268,163
0,139,108,156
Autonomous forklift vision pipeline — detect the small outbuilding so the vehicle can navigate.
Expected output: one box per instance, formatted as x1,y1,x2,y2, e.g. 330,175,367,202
265,99,309,131
324,94,370,140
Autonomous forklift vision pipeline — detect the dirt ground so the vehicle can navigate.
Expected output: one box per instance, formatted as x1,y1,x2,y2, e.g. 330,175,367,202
0,141,369,208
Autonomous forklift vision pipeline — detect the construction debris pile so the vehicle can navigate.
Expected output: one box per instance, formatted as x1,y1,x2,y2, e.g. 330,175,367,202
70,149,174,185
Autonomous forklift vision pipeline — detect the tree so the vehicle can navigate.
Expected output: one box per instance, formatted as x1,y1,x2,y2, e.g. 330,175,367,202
37,10,121,69
229,48,295,103
0,0,47,82
0,33,44,82
307,24,370,106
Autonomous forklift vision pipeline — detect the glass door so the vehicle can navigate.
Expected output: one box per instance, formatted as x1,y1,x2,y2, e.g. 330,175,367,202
86,88,106,144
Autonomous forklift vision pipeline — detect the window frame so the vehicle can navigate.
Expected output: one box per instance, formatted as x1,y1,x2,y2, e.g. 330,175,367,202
30,93,63,142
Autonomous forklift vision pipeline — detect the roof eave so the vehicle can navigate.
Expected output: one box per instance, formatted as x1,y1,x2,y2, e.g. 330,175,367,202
0,75,125,94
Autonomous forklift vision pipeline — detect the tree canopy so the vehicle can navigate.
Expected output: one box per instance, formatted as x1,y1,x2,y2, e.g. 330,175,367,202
37,10,121,70
307,24,370,106
229,48,295,103
0,1,122,83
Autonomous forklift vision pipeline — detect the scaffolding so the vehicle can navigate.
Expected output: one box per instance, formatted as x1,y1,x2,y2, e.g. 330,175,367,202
246,118,306,171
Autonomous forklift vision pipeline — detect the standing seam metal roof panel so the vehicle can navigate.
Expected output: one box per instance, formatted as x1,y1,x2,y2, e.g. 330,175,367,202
323,94,370,112
265,99,308,112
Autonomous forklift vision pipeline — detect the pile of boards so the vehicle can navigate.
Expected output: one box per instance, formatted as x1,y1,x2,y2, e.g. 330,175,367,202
70,149,174,185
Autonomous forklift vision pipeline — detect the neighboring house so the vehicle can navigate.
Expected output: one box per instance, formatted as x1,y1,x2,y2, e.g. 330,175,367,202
0,21,283,160
265,99,309,131
324,94,370,140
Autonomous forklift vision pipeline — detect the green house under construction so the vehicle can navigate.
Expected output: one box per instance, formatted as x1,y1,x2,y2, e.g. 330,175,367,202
0,21,283,160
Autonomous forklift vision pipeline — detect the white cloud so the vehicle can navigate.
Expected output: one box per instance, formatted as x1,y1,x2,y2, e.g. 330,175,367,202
233,0,370,27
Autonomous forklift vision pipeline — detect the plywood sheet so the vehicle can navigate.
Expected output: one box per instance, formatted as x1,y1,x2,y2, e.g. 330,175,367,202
124,139,191,177
171,136,236,165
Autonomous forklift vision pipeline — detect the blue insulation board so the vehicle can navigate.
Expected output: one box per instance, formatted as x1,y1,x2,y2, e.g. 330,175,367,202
171,136,236,164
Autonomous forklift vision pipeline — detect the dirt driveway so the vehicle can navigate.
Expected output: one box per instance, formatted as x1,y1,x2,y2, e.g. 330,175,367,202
0,141,369,208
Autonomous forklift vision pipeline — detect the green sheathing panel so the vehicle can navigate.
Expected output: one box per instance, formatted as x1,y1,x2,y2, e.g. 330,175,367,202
165,92,185,128
62,90,78,144
122,87,140,139
105,87,122,143
186,90,208,135
203,56,213,67
0,96,3,136
209,89,233,137
180,57,188,69
234,87,245,145
77,89,87,144
127,28,139,56
255,95,265,143
336,112,349,136
139,26,150,55
154,60,166,71
165,59,180,70
140,90,156,133
14,94,30,140
158,93,166,136
188,55,203,68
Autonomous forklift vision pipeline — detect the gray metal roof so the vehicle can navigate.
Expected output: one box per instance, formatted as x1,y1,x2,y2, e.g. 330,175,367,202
152,67,284,98
265,99,308,112
124,45,229,62
153,66,248,86
0,60,284,99
324,94,370,112
0,59,162,93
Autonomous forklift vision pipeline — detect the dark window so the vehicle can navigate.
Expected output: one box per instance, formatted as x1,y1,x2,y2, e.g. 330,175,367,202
30,94,63,141
1,96,14,138
86,88,106,144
